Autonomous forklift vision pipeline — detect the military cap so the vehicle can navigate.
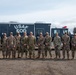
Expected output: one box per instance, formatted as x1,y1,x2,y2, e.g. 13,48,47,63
40,32,43,35
10,32,13,35
56,32,58,35
30,31,33,34
24,32,27,35
3,33,6,36
16,31,19,34
65,32,67,34
24,32,26,34
46,32,49,35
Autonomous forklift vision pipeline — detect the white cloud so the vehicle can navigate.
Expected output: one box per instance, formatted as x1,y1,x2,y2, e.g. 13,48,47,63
0,6,76,22
0,4,76,33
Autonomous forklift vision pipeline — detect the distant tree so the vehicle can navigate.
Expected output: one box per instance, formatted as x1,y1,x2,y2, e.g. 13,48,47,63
73,27,76,33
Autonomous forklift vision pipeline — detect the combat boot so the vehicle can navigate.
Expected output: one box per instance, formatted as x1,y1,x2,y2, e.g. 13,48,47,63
67,56,69,60
36,55,40,59
29,55,32,59
42,54,45,59
3,56,5,59
72,55,74,59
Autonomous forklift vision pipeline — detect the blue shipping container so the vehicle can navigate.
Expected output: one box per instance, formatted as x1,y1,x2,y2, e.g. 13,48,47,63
0,22,51,38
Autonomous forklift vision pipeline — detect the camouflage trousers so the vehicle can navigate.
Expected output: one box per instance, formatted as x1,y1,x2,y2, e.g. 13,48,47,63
7,46,16,58
28,46,35,58
55,45,61,58
16,45,21,58
71,45,76,58
2,45,7,58
21,46,28,58
63,44,70,59
45,46,52,57
38,46,45,58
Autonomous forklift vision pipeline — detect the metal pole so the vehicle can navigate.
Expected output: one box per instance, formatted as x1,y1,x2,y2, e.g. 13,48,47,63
50,23,51,36
34,24,35,36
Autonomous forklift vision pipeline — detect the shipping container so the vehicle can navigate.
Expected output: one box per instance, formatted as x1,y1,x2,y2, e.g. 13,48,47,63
0,22,51,38
51,28,68,40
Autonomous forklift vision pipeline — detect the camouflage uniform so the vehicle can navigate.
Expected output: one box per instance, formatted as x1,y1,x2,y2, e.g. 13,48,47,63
71,34,76,59
2,33,7,58
44,32,52,58
7,32,16,58
53,33,61,58
21,32,28,58
62,33,70,59
37,33,45,58
15,33,21,58
27,32,36,58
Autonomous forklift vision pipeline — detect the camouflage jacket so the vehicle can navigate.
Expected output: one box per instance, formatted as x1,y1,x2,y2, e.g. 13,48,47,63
21,35,28,45
14,35,21,45
71,37,76,45
27,35,36,47
53,36,61,46
62,35,70,45
2,37,7,46
7,36,16,46
44,36,52,46
37,36,45,46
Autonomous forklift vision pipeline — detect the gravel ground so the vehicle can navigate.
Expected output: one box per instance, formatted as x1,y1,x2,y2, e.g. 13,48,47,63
0,51,76,75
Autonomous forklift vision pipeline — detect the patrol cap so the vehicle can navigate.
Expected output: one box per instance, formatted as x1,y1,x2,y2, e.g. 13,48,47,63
24,32,27,34
64,32,67,34
16,31,20,34
56,32,58,35
40,32,43,35
24,32,26,34
3,33,6,36
30,31,33,34
10,32,13,35
46,32,49,35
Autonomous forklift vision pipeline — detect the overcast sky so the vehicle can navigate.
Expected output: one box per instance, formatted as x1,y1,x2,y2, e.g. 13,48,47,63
0,0,76,33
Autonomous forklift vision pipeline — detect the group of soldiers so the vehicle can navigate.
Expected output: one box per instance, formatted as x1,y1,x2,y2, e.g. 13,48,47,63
0,31,76,59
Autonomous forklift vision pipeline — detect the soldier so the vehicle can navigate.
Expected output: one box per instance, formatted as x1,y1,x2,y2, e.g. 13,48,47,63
44,32,52,58
27,32,36,59
7,32,16,58
21,32,28,58
2,33,7,58
37,32,45,59
53,33,61,59
15,32,21,58
62,32,70,59
71,33,76,59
